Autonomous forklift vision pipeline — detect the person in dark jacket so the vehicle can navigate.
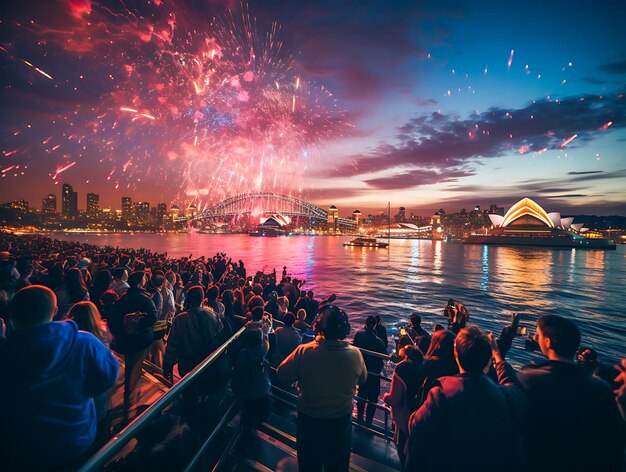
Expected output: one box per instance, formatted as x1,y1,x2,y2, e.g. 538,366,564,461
518,315,624,472
231,328,272,443
163,285,225,381
383,345,424,468
374,315,389,348
405,326,525,472
353,315,388,425
108,270,157,419
0,285,119,471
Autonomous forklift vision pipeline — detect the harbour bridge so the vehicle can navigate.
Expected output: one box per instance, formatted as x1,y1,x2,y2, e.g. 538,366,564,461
190,192,356,228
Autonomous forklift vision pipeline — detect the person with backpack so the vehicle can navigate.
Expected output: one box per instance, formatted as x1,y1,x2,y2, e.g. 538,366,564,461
163,285,229,426
107,270,157,420
230,328,271,445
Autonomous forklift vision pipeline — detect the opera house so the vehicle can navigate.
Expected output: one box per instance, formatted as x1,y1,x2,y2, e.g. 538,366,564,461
464,198,616,249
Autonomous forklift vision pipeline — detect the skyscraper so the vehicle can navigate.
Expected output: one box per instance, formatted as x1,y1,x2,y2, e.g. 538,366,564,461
87,193,100,217
121,197,132,220
62,184,78,217
157,203,167,222
42,193,57,215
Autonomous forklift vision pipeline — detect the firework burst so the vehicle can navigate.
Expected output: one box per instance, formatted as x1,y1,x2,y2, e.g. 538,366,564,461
2,1,347,206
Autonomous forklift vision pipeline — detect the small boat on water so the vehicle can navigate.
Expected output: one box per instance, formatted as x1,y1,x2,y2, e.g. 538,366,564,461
344,237,389,248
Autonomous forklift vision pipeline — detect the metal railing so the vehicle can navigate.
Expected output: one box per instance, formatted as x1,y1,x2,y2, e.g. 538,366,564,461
78,325,247,472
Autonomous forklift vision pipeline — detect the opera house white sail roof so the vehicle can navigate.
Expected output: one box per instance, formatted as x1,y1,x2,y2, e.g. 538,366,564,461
488,197,588,232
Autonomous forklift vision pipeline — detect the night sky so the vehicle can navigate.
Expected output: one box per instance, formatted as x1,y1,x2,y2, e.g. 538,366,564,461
1,0,625,215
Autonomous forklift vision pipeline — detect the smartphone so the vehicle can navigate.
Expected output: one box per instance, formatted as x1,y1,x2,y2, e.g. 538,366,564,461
516,326,527,336
400,327,407,336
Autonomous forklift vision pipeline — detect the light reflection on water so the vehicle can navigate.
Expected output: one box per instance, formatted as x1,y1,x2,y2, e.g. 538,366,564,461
50,232,625,364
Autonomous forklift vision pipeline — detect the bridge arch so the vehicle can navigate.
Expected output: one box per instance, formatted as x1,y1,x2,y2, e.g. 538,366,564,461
194,192,354,225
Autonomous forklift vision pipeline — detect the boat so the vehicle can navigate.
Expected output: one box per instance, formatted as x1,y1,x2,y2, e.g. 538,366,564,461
249,227,286,237
463,232,616,249
344,237,389,248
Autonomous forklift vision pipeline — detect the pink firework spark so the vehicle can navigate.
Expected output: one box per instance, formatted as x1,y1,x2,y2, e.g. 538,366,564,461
560,134,578,148
600,121,613,130
52,161,76,180
507,49,514,71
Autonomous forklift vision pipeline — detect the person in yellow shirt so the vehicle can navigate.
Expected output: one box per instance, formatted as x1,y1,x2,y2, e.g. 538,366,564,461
277,305,367,472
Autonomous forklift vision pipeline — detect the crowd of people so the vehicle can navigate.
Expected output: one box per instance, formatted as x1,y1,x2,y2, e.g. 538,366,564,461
0,232,625,472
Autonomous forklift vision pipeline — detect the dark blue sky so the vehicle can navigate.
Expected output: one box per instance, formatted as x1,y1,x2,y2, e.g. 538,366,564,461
1,0,625,214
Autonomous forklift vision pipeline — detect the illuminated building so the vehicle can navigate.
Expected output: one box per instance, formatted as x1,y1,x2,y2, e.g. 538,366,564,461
327,205,339,232
352,210,362,226
42,193,57,215
121,197,132,220
87,193,100,218
157,203,167,222
466,197,616,249
62,183,78,218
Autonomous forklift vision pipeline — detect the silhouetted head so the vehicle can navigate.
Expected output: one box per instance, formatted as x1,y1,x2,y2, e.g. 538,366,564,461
283,313,296,327
313,305,350,340
11,285,57,329
454,326,492,374
186,285,205,308
537,315,580,360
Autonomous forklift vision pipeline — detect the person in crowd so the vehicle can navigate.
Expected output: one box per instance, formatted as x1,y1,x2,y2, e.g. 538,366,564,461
90,269,112,312
517,315,624,472
0,286,118,471
274,312,302,363
443,298,469,333
98,289,119,321
383,345,424,468
352,315,388,426
107,270,157,420
14,256,33,291
293,308,311,333
230,328,272,444
161,272,177,323
276,296,289,321
423,329,458,379
109,267,130,297
54,267,90,320
69,300,111,345
305,290,319,324
0,251,20,300
277,305,367,472
405,326,525,472
399,313,431,355
374,315,389,348
163,285,228,397
67,301,114,446
233,288,245,317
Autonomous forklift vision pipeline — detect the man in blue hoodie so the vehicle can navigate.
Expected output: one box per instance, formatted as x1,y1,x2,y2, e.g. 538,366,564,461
0,285,119,471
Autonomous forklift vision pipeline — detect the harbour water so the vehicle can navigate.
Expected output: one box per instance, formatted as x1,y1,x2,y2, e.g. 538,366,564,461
50,232,625,366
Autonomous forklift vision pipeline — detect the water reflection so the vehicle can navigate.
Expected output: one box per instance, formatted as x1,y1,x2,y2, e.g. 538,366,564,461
481,245,489,292
48,232,625,363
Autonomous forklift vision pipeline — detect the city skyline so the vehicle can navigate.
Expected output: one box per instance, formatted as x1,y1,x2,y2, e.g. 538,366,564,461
1,1,625,215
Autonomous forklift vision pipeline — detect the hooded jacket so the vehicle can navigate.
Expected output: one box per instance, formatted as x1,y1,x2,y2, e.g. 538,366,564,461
0,321,119,470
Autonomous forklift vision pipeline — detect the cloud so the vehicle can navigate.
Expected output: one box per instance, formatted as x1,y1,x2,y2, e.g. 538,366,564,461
322,91,625,190
567,171,603,175
597,56,626,75
364,168,473,190
253,0,461,101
